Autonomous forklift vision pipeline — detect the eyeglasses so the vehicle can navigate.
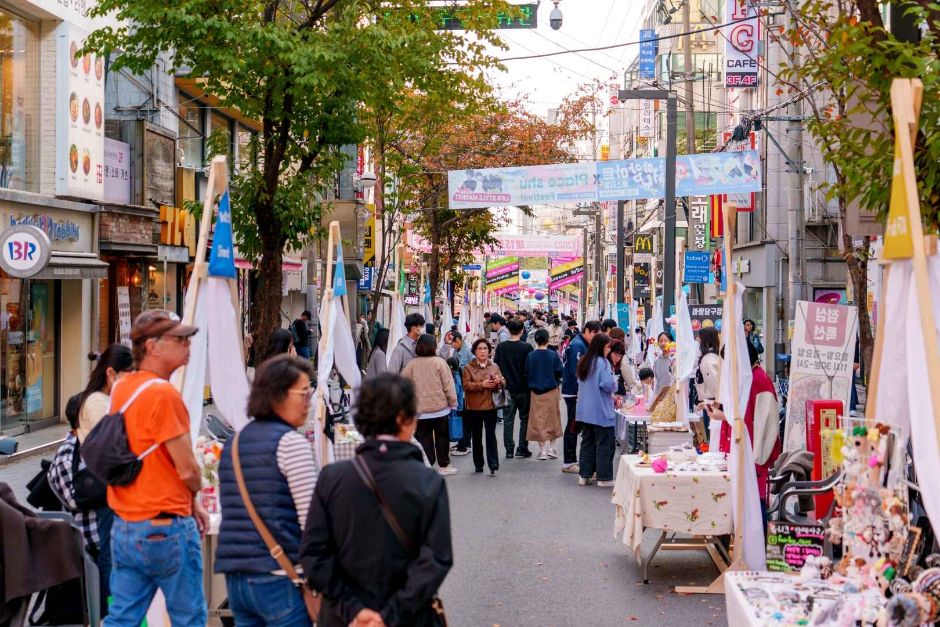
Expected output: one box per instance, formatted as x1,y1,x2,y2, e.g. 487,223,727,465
159,335,192,345
288,388,314,400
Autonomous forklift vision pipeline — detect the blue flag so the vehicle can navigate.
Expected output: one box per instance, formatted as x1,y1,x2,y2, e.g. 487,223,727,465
333,241,347,297
423,278,432,303
208,191,236,278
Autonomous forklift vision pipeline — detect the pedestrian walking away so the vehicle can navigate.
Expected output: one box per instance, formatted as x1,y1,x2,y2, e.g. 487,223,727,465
301,374,453,627
292,310,313,359
575,333,618,487
494,319,534,458
461,339,506,475
103,309,208,627
401,334,459,475
365,327,390,379
216,355,319,627
560,320,600,474
526,328,564,460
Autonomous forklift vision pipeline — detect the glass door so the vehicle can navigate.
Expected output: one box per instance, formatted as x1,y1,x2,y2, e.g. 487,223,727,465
1,275,27,433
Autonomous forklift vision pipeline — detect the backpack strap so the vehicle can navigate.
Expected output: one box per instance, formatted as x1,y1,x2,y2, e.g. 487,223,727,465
112,378,169,461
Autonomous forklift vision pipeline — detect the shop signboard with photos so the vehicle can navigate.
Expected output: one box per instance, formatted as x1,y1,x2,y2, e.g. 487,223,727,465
782,301,858,451
56,22,104,201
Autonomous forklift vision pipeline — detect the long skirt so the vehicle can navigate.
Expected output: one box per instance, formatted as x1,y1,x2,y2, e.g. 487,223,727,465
527,387,563,442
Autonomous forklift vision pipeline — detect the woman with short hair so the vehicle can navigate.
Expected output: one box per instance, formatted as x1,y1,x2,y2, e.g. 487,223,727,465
461,338,506,475
301,374,453,627
216,355,318,627
401,334,458,476
526,328,564,460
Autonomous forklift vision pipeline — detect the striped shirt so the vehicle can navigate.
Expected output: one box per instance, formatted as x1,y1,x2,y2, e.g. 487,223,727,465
275,430,318,529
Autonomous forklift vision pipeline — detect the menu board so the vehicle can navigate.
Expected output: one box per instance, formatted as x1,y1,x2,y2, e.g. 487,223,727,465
56,22,105,200
766,521,827,572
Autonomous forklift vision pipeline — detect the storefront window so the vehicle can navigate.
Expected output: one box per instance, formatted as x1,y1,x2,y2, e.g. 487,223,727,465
0,11,39,192
1,275,57,434
178,98,204,169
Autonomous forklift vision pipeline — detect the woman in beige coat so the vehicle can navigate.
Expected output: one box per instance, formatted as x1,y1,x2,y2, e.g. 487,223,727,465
402,334,458,475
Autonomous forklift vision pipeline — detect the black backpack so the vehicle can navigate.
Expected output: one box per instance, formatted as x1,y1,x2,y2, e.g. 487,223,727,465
81,378,164,486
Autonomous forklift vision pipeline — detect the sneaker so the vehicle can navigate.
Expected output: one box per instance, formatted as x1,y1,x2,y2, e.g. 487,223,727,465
438,466,458,476
597,480,615,487
578,477,592,486
562,463,580,474
547,448,558,459
537,451,548,460
505,452,515,459
452,449,470,456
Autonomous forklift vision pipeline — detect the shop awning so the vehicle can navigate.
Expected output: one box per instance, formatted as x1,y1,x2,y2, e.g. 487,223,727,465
32,252,109,279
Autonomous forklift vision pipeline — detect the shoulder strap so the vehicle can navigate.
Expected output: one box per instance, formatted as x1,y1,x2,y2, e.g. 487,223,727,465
232,432,304,583
351,455,416,554
117,377,164,414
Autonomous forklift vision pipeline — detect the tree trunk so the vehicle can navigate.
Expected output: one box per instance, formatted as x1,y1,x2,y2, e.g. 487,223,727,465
842,230,874,386
253,194,287,358
428,208,441,321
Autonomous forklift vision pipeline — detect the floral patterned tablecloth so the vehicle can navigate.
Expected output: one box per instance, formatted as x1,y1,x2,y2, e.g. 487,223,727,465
611,454,733,562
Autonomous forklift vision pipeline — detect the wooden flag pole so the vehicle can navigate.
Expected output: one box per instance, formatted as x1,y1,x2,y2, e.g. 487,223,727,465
676,204,742,595
328,222,351,321
889,78,940,452
394,244,404,294
175,156,228,393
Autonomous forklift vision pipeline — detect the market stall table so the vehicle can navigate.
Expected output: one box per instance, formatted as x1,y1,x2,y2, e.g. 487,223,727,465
612,454,732,583
724,571,887,626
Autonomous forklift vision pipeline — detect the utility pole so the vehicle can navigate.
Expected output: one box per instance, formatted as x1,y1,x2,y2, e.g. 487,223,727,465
784,9,806,327
619,89,678,328
581,225,589,323
595,202,603,319
682,0,696,155
616,199,625,305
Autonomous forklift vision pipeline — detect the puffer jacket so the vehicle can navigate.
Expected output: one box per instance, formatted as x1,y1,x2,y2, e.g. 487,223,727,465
461,359,504,411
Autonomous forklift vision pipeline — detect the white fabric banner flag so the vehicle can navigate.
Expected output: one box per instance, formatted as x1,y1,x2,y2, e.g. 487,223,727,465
875,261,912,432
649,296,664,342
312,293,335,467
629,301,643,364
675,290,698,382
457,297,468,336
176,284,209,444
206,278,250,432
438,298,453,351
719,281,765,571
386,295,405,368
904,258,940,529
331,298,361,397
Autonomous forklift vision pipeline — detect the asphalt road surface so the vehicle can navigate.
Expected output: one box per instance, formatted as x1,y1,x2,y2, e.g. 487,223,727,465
3,444,728,626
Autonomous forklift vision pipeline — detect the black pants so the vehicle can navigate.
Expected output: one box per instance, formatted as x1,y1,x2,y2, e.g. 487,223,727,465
563,397,581,464
416,417,450,467
579,423,616,481
503,390,531,454
463,409,499,471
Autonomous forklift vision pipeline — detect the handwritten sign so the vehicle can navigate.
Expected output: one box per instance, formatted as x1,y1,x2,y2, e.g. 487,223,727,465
766,521,827,572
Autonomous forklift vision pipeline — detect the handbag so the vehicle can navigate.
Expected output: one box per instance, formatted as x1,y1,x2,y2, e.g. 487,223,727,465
352,456,448,627
232,432,322,622
491,388,509,409
448,412,463,441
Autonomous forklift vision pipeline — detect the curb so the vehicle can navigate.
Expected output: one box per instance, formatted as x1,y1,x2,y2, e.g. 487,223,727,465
0,439,65,467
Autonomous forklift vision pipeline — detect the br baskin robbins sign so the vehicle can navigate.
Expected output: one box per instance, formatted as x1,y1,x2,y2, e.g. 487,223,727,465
9,214,81,242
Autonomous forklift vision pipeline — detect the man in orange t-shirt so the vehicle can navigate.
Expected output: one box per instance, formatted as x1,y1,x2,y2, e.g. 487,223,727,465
105,309,207,627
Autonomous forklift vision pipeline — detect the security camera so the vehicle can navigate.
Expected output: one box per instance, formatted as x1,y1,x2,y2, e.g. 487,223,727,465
549,1,562,30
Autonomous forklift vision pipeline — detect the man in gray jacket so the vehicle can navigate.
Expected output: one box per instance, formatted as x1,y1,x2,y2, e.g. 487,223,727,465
387,313,425,374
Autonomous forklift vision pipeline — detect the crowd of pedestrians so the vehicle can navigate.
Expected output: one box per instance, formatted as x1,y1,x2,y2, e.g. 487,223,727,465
38,300,782,627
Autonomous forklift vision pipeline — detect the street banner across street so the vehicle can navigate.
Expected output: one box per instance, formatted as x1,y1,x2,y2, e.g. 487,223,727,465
447,151,762,209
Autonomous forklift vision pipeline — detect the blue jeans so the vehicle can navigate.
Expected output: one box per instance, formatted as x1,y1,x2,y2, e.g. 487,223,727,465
226,572,312,627
297,345,312,359
104,516,206,627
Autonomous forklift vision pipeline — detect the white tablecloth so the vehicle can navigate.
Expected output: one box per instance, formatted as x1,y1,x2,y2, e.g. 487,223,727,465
724,571,884,626
611,455,733,562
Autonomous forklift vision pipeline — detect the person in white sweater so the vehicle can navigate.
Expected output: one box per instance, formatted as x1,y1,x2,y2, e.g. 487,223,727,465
694,326,723,444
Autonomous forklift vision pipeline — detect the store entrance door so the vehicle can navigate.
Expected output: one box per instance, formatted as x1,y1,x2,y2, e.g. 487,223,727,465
1,276,57,435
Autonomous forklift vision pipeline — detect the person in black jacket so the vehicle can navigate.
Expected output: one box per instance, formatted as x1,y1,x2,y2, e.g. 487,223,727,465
293,311,313,359
301,374,452,627
494,319,533,458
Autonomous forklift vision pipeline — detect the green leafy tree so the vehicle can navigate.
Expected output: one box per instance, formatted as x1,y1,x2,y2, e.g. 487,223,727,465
84,0,512,351
775,0,940,373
